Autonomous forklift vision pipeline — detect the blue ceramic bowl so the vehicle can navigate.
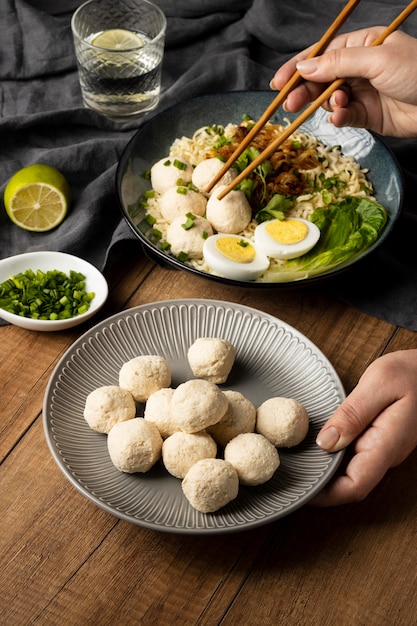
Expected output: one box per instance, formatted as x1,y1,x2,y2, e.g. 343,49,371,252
116,91,403,287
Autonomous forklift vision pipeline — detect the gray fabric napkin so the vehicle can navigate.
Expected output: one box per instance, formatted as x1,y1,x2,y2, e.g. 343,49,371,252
1,0,417,329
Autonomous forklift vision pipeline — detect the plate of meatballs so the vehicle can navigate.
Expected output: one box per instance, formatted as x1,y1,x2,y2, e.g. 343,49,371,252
43,299,345,534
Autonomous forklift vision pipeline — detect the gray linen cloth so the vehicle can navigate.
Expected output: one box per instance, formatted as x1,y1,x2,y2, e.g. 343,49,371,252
1,0,417,329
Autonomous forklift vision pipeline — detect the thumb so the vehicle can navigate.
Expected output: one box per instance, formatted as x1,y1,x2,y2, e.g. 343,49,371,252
296,46,378,84
316,364,397,452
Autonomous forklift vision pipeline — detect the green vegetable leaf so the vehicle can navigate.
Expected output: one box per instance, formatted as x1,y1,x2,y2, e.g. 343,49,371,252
255,194,295,223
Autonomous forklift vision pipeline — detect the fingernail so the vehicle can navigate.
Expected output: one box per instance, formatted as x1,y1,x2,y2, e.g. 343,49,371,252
316,426,340,450
269,78,277,90
296,58,318,74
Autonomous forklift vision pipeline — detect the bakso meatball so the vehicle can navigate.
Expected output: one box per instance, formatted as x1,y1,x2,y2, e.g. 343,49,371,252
107,418,163,473
224,432,280,486
150,156,193,195
143,387,178,439
159,186,207,223
170,379,228,433
83,385,136,434
162,431,217,479
208,390,256,447
182,458,239,512
167,215,213,259
191,157,238,193
187,337,236,384
119,355,171,403
206,185,252,233
256,397,309,447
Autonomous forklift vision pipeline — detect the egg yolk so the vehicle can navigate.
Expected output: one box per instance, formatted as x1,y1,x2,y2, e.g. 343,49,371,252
265,219,308,245
215,237,256,263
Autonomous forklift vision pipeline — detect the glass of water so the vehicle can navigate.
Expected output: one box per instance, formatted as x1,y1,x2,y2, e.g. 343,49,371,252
71,0,166,122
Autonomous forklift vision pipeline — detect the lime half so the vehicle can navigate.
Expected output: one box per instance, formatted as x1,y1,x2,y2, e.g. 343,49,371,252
92,28,144,50
4,164,71,232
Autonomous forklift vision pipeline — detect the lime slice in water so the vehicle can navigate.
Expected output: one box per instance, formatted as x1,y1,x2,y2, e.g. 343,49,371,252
92,28,144,50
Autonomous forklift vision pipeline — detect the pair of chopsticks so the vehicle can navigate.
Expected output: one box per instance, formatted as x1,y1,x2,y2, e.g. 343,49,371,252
208,0,417,199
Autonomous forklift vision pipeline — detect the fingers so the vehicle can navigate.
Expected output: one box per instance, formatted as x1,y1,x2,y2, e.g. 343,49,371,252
309,446,389,506
315,353,408,453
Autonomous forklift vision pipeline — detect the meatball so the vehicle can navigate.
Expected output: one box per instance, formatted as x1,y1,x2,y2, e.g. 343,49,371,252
191,157,238,193
167,215,213,259
205,185,252,234
83,385,136,434
107,418,163,473
170,379,228,433
119,355,171,403
208,390,256,447
187,337,235,383
256,397,309,447
182,458,239,512
224,432,280,486
150,156,193,195
159,186,207,223
143,387,178,439
162,431,217,479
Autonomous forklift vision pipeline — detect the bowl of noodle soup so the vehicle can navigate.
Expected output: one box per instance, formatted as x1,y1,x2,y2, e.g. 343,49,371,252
116,91,403,287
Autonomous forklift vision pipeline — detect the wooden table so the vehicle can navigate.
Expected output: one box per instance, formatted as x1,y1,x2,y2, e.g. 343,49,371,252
2,247,417,626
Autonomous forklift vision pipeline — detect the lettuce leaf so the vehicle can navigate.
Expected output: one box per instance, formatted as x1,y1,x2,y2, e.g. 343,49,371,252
261,196,387,282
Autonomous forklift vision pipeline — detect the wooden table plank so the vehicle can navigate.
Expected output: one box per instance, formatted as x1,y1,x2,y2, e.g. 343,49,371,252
2,254,416,626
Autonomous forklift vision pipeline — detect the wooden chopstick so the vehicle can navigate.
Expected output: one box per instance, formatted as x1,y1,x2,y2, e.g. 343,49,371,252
205,0,362,194
215,0,417,201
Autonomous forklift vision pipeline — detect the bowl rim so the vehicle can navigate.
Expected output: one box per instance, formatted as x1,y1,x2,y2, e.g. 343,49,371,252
116,90,404,289
0,250,109,331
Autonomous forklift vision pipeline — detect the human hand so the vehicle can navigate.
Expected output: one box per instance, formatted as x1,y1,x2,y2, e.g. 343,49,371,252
310,349,417,506
270,27,417,137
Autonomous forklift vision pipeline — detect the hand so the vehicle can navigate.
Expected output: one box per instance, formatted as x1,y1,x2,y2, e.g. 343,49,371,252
310,350,417,506
270,27,417,137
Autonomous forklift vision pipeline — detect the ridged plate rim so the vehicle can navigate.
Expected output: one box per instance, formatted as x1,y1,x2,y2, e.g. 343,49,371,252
43,299,345,534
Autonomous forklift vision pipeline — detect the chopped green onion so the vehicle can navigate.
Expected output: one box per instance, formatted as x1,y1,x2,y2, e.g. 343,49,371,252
173,159,187,170
177,251,189,262
163,159,171,166
145,214,156,226
176,186,188,195
0,268,95,321
182,213,196,230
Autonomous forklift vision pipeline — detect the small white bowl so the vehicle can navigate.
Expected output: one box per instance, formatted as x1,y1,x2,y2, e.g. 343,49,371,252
0,251,108,331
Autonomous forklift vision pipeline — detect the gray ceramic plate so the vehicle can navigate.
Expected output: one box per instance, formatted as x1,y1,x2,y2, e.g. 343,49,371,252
116,91,403,287
44,299,345,534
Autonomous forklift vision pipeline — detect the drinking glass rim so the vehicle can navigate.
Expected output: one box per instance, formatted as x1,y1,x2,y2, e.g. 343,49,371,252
71,0,167,49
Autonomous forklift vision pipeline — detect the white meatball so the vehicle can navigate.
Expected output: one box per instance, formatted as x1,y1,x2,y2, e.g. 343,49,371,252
206,184,252,233
119,355,171,403
256,397,309,447
143,387,178,439
187,337,236,384
208,390,256,447
170,379,228,433
191,157,238,193
159,186,207,223
162,431,217,479
224,432,280,486
182,458,239,512
107,418,163,473
150,156,193,195
167,215,213,259
83,385,136,434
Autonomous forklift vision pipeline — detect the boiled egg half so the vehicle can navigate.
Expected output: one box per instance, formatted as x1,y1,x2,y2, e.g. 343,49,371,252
254,217,321,259
203,234,270,281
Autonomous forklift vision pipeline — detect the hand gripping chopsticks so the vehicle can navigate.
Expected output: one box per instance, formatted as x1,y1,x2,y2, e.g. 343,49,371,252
204,0,362,194
210,0,417,200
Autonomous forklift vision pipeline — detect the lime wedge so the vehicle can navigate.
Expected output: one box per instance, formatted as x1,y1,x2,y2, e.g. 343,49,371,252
92,28,144,50
3,164,71,232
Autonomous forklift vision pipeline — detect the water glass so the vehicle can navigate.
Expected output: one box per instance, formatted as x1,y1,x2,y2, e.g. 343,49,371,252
71,0,166,122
